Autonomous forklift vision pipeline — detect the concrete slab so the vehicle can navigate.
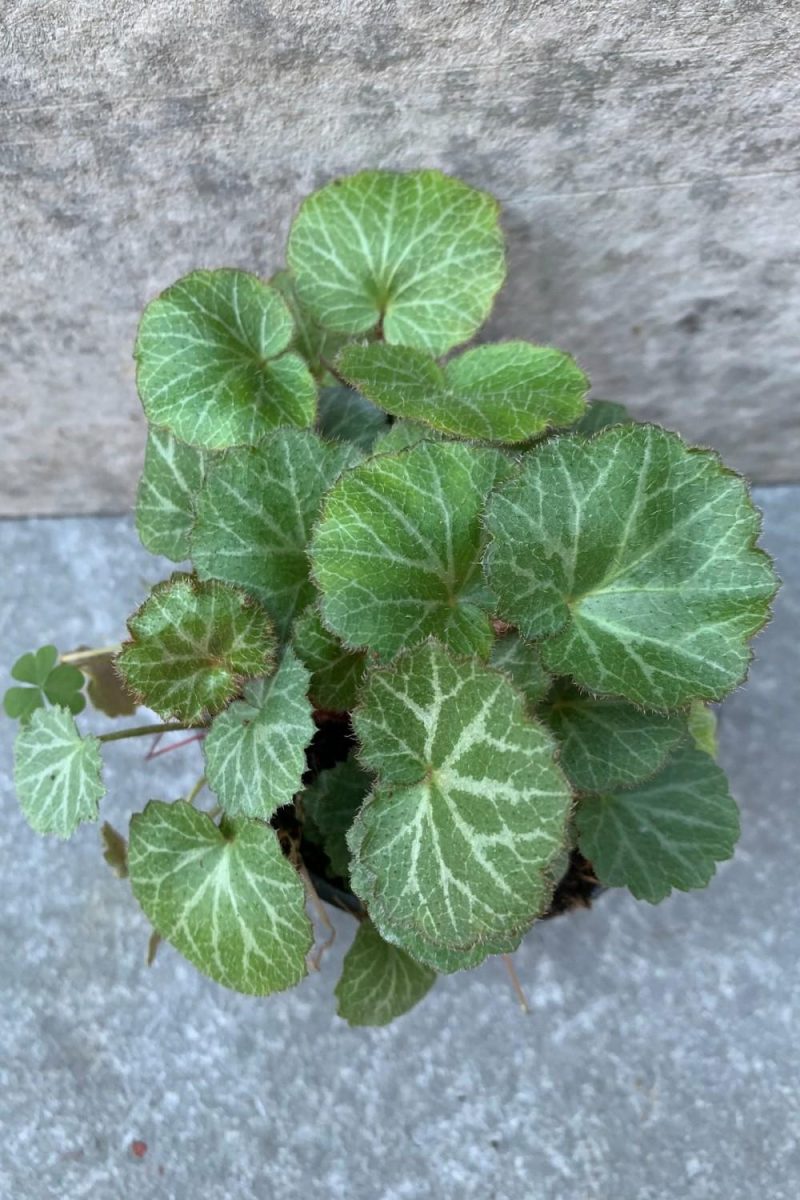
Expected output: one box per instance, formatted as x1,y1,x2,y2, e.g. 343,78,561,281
0,489,798,1199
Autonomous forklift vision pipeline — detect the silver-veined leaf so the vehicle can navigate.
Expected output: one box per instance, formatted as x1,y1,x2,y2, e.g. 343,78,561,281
335,920,436,1026
13,705,104,838
489,632,550,708
136,428,207,561
292,605,367,712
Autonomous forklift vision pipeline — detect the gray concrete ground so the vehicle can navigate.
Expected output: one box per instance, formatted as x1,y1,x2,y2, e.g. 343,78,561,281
0,489,798,1199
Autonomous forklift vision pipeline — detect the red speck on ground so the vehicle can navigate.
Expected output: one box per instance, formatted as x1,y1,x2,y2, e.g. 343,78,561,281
131,1140,148,1159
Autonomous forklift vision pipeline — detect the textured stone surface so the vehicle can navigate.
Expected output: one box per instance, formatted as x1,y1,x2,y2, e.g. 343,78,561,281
0,489,797,1199
1,1,799,516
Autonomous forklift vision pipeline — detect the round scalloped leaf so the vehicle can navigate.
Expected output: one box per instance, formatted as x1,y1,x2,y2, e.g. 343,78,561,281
485,425,778,709
316,385,389,452
543,681,688,793
349,642,572,954
301,756,373,879
311,441,510,659
286,169,505,355
117,575,275,722
191,429,359,639
13,706,104,838
135,269,316,449
128,801,312,995
338,342,587,444
335,920,436,1026
292,605,367,713
270,269,349,378
571,399,633,435
489,632,550,708
576,745,739,903
360,903,522,974
203,649,314,820
136,429,207,561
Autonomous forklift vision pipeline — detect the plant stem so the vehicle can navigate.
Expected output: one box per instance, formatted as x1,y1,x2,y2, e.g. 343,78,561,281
61,644,122,664
186,775,207,805
319,355,352,388
98,722,196,744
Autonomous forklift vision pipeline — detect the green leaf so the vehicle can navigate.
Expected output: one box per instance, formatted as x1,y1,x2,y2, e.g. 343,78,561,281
335,920,436,1026
135,269,317,449
203,649,314,820
4,646,85,722
485,425,778,709
301,756,373,879
572,399,632,434
270,268,349,378
489,632,550,707
576,745,740,903
292,605,367,712
316,385,389,452
349,642,572,958
136,429,207,561
311,441,511,659
372,420,446,456
543,681,688,793
359,911,521,974
128,801,312,995
688,701,718,759
339,342,588,444
101,821,129,878
117,574,276,722
13,706,104,838
286,168,505,356
191,428,358,639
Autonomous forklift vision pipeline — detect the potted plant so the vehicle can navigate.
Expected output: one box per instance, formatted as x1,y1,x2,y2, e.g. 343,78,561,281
5,169,778,1027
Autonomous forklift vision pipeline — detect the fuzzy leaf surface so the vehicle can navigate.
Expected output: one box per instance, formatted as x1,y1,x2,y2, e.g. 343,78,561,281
117,575,275,722
136,429,207,561
301,756,373,879
339,342,587,443
128,801,312,994
292,606,367,712
349,642,572,956
287,169,505,355
373,420,446,455
335,920,436,1026
485,425,777,709
489,632,550,707
13,706,104,837
576,745,739,902
316,385,389,452
135,269,316,448
312,441,510,659
543,682,687,793
270,269,348,377
191,429,358,638
203,649,314,819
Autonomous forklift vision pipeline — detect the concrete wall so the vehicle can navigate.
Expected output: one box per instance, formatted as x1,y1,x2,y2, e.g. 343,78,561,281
2,0,798,515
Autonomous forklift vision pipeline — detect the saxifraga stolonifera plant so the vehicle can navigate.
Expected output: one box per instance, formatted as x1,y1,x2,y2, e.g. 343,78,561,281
5,169,778,1027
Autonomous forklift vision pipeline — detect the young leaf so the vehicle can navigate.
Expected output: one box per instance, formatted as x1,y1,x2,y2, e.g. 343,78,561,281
13,706,104,838
316,385,389,452
576,745,740,903
688,700,718,759
286,168,505,355
349,642,572,957
135,269,316,449
311,441,510,659
4,645,86,722
292,605,367,712
128,801,312,995
203,649,314,820
136,429,207,561
338,341,588,444
485,425,777,709
335,920,436,1026
489,632,550,707
301,756,373,879
571,399,632,434
270,268,348,378
191,429,358,638
543,681,687,793
117,574,275,722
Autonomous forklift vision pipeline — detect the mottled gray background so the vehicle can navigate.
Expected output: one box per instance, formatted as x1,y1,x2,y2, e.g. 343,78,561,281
0,489,798,1199
1,0,799,516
